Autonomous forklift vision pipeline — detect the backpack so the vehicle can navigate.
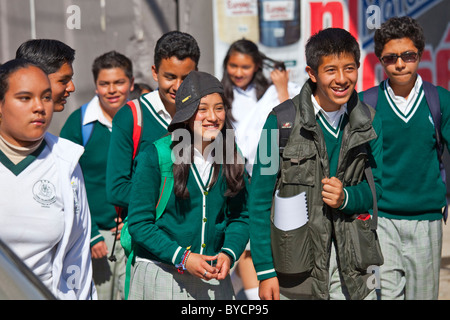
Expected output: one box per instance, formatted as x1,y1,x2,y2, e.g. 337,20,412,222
362,81,447,222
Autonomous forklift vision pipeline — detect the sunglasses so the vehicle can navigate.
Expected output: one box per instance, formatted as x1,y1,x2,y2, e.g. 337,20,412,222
380,51,419,65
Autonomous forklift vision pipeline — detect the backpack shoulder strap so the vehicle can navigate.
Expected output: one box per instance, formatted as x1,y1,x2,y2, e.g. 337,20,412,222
126,98,143,159
422,81,447,222
361,86,379,110
153,136,174,220
272,98,296,153
80,102,94,146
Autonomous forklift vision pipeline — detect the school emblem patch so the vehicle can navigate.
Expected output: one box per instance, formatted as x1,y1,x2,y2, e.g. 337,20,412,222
33,180,56,206
282,122,292,129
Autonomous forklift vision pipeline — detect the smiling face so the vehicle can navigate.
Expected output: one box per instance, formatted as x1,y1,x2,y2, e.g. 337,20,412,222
152,56,197,115
188,93,226,151
0,66,53,147
226,51,259,90
47,62,75,112
306,52,358,112
380,37,420,94
95,67,134,121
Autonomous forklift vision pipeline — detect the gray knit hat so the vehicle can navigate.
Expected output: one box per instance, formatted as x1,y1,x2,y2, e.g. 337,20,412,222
168,71,224,132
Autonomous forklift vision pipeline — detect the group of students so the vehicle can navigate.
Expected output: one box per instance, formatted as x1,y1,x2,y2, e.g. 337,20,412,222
0,15,448,301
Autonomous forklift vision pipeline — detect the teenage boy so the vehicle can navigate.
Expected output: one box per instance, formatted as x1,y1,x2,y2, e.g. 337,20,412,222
249,28,383,300
16,39,75,112
106,31,200,209
360,16,450,300
60,51,135,300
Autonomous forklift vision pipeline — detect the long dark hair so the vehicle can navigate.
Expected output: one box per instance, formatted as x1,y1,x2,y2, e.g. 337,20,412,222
172,93,245,199
221,39,271,102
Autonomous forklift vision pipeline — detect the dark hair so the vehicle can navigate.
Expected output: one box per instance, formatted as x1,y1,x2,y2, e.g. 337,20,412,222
172,94,245,199
0,59,46,102
374,16,425,59
305,28,360,73
153,31,200,71
221,39,272,102
129,83,153,100
92,51,133,82
15,39,75,74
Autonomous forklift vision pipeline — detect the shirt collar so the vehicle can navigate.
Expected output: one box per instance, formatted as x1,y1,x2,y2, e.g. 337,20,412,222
82,95,113,131
311,94,347,124
386,74,423,101
142,89,172,120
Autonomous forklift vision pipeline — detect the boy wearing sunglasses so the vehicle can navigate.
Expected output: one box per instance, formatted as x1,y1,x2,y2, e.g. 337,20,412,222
360,16,450,300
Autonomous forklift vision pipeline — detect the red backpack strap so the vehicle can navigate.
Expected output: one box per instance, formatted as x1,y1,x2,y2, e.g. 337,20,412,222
127,98,143,159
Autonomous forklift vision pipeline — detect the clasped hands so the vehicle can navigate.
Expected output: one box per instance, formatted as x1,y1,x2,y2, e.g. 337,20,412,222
185,252,231,281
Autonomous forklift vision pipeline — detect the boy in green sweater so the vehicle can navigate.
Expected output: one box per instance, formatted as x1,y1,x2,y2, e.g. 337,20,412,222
360,16,450,300
249,28,383,300
106,31,200,209
60,51,134,299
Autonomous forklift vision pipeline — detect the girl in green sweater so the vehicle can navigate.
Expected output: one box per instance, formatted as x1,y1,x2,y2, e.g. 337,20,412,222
127,71,249,300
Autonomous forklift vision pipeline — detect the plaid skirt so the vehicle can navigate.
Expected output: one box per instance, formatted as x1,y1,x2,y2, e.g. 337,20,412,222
128,258,236,300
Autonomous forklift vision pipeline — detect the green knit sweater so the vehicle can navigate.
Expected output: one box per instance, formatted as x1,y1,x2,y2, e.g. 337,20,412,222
60,108,114,246
360,82,450,220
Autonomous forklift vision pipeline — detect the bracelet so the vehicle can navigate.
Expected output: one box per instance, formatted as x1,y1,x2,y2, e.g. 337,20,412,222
175,249,191,274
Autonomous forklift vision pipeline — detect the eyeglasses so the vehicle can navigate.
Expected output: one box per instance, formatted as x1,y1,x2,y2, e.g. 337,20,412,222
380,51,419,65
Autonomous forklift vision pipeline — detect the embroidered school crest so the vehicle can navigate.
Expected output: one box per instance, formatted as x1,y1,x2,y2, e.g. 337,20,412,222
33,180,56,206
282,122,292,129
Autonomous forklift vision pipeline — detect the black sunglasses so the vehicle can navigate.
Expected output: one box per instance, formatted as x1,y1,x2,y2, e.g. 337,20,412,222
380,51,419,65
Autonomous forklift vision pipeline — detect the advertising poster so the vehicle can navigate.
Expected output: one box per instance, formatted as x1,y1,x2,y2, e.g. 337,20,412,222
213,0,450,91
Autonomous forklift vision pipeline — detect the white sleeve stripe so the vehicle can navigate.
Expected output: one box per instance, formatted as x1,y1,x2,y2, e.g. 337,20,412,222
221,248,236,262
172,246,183,264
256,269,276,276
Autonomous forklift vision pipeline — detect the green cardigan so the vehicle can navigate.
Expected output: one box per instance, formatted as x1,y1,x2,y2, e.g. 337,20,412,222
127,135,249,267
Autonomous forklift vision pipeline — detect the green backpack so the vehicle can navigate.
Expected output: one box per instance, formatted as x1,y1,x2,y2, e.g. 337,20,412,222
120,135,174,299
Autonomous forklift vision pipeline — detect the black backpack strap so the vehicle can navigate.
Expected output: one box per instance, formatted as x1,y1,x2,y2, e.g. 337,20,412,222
361,86,379,110
272,99,296,153
423,81,447,222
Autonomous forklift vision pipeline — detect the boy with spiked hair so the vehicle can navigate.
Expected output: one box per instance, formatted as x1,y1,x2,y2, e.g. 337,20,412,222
249,28,383,300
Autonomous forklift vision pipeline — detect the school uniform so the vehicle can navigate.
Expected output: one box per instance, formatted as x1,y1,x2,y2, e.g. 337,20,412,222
60,95,125,299
127,135,249,300
0,133,96,299
231,82,300,176
106,90,171,208
360,75,450,299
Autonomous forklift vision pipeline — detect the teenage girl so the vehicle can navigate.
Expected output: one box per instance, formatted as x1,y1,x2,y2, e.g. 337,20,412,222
127,71,249,300
0,59,96,299
221,39,300,299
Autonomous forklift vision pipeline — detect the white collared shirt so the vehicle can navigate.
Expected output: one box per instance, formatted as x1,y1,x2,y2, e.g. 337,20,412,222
311,94,347,129
193,147,214,186
386,74,423,116
142,90,172,124
82,95,113,131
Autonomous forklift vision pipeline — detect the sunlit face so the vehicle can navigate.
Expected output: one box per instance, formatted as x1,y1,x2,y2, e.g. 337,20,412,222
47,62,74,112
188,93,226,148
95,67,134,120
226,52,259,90
152,57,197,111
380,37,420,91
306,52,359,112
0,66,53,147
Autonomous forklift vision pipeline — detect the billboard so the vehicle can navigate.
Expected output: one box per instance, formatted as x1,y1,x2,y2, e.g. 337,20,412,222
213,0,450,91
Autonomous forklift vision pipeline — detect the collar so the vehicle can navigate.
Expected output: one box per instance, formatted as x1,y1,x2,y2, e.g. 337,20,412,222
142,89,172,120
386,74,423,101
311,94,347,129
82,95,113,131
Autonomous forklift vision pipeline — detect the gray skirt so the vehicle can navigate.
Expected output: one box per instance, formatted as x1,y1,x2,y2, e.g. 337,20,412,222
128,258,236,300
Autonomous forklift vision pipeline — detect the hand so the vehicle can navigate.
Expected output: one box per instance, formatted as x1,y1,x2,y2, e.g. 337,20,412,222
185,252,218,280
215,252,231,280
270,68,289,102
109,217,123,240
321,176,345,208
91,241,108,259
259,277,280,300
